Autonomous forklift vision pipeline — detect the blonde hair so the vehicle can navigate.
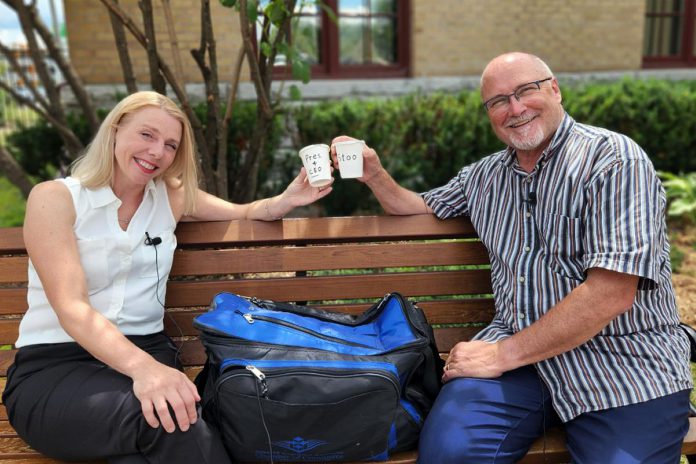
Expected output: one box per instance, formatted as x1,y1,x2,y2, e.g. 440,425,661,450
70,91,198,215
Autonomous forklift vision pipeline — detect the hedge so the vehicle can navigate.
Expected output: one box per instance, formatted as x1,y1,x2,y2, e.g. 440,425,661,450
291,78,696,214
5,79,696,217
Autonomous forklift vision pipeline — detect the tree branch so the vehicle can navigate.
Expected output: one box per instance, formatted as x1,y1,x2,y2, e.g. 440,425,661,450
0,40,50,111
10,0,65,121
23,0,101,133
238,0,273,119
0,80,84,155
160,0,184,83
108,0,138,93
138,0,166,94
189,0,221,193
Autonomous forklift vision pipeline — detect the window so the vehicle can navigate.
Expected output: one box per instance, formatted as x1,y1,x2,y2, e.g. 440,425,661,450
643,0,696,67
273,0,410,78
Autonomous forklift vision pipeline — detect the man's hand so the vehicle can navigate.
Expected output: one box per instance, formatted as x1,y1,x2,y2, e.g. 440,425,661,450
330,135,385,185
442,340,506,382
131,359,200,433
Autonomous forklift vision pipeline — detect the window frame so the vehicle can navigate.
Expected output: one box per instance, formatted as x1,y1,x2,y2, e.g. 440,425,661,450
273,0,411,79
643,0,696,68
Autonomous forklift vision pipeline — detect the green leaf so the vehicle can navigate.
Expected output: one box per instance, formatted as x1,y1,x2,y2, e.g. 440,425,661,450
219,0,237,7
247,0,258,23
291,58,311,84
276,42,292,55
669,199,696,216
289,84,303,101
260,42,272,57
264,0,287,26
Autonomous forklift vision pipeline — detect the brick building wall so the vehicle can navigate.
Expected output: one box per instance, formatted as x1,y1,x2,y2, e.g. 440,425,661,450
66,0,647,85
410,0,646,76
65,0,246,85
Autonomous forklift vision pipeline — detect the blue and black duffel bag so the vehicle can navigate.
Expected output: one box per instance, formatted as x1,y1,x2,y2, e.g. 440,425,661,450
193,291,444,462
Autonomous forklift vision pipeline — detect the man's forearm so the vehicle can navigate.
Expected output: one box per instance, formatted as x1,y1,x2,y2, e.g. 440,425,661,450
366,169,432,215
498,269,638,372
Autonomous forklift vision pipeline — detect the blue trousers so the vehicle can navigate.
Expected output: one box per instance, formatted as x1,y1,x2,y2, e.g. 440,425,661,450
418,366,690,464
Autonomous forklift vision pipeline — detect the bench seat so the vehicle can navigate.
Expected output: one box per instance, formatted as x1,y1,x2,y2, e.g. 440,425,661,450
0,215,694,463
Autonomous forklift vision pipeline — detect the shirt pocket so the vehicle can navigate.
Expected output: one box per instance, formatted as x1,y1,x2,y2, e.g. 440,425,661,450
139,230,177,278
77,238,110,294
538,212,584,281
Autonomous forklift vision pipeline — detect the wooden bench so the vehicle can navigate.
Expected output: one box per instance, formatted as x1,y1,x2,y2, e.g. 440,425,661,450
0,214,694,463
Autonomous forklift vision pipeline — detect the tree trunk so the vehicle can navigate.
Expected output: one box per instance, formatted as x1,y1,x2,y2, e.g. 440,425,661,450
138,0,166,94
0,146,34,199
217,45,246,200
232,110,272,203
190,0,221,196
160,0,185,84
109,0,138,94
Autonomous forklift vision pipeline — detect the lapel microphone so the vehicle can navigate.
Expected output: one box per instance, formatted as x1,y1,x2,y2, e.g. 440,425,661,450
524,192,537,205
145,232,162,246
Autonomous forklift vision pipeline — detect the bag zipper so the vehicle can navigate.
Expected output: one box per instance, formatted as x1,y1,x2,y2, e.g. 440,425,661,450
218,361,401,404
246,365,268,397
233,309,375,349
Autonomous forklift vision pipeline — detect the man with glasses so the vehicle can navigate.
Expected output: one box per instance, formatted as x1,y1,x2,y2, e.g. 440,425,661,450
331,52,692,463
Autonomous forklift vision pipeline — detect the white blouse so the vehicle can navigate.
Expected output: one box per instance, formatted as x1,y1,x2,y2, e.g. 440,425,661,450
16,176,177,347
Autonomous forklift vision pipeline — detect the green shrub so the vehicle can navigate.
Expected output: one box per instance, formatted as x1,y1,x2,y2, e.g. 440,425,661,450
0,177,25,227
659,171,696,224
292,92,504,214
292,79,696,215
6,79,696,215
564,79,696,173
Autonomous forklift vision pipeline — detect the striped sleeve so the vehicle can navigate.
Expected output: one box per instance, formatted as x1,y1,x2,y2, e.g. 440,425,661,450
582,138,662,288
421,165,472,219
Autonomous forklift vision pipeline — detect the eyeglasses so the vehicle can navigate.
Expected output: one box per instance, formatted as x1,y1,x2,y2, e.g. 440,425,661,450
482,77,553,112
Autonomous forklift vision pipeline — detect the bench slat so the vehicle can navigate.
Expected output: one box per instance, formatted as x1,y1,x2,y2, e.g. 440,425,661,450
171,241,489,276
0,298,497,346
165,270,493,307
0,289,28,316
0,271,495,317
0,257,28,284
0,228,24,254
174,215,477,246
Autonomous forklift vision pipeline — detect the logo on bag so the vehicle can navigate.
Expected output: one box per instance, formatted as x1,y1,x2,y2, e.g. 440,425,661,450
274,436,327,454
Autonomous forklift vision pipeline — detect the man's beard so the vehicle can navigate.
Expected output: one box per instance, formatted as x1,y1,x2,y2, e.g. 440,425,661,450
506,119,546,152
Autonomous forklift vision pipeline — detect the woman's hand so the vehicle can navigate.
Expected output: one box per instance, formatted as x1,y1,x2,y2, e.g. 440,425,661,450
278,167,333,210
131,359,200,433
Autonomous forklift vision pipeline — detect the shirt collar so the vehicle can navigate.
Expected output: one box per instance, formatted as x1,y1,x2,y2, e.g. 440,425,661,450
85,179,157,209
502,112,575,167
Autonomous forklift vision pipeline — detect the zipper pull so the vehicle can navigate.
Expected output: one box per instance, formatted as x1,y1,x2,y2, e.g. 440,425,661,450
246,365,268,397
234,309,254,324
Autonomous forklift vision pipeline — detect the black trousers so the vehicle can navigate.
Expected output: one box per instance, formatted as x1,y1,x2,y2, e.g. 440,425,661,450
3,332,231,464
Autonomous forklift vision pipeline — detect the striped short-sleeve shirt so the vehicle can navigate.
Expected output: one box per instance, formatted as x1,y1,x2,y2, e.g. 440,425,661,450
422,113,692,422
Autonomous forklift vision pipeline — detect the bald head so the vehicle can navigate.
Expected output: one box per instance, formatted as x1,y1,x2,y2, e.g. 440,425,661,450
478,52,564,164
480,52,554,98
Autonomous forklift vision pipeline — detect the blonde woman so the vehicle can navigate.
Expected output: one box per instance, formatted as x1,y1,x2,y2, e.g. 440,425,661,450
3,91,332,463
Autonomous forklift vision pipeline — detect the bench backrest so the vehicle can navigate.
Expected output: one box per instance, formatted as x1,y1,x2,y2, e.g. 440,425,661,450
0,215,493,377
